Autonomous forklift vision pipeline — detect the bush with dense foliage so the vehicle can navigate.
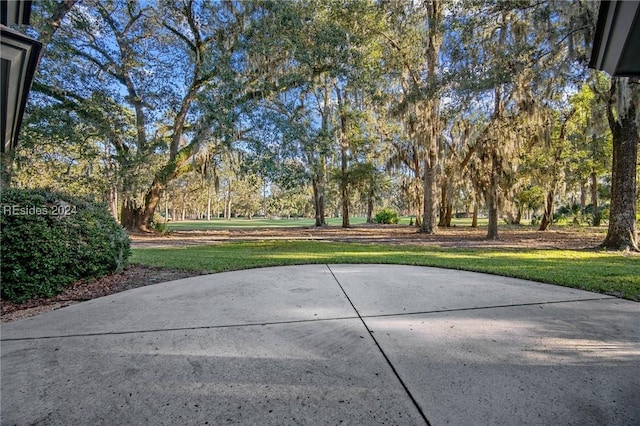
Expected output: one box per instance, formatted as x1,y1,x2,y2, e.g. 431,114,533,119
1,188,130,303
150,213,168,234
553,203,610,226
374,208,400,224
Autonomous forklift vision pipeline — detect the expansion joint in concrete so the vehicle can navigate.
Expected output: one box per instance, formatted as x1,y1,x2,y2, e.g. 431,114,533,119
325,264,432,426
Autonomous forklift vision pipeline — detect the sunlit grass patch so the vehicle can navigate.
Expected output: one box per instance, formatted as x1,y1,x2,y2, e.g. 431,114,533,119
131,240,640,300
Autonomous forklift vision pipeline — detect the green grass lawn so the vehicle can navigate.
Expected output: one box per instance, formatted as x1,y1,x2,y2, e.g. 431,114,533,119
166,216,370,230
131,240,640,301
166,216,488,230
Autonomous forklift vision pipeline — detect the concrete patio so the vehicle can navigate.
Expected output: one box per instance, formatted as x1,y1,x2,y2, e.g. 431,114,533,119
2,264,638,425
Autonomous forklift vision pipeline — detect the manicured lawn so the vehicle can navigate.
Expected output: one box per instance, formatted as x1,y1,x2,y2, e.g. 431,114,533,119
165,216,490,230
131,240,640,301
166,217,367,230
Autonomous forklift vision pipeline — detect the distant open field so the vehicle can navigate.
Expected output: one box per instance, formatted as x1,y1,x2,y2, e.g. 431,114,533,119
165,216,490,230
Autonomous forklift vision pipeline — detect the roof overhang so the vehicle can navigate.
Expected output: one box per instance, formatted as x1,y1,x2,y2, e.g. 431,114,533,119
589,0,640,77
1,24,41,153
1,0,41,154
0,0,33,26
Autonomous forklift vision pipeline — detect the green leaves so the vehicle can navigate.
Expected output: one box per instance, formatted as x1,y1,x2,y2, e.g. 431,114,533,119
18,0,623,239
1,188,131,303
374,208,400,224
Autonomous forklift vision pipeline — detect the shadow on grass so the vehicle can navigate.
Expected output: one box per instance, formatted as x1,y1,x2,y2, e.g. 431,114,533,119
131,241,640,301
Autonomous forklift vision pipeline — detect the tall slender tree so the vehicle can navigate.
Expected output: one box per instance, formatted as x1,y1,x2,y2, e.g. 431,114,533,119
382,0,443,233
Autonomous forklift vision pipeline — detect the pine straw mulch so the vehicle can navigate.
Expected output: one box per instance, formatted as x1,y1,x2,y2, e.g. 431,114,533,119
1,266,205,323
0,225,625,323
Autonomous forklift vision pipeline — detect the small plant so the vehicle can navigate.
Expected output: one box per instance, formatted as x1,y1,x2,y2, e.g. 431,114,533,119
584,204,609,226
554,203,582,225
530,214,540,226
1,188,131,303
374,208,399,224
150,214,168,234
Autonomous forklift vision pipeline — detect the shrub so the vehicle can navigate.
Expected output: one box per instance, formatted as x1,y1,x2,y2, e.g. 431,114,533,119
374,208,399,224
530,214,540,226
584,203,609,226
1,188,131,303
554,203,582,225
150,214,168,234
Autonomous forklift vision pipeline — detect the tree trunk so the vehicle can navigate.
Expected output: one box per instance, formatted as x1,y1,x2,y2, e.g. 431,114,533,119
341,142,350,228
137,144,196,231
487,193,499,239
472,202,478,228
366,189,374,224
580,181,587,210
120,198,144,231
421,147,438,233
514,208,522,225
338,104,350,228
538,188,554,231
138,181,163,231
539,133,564,231
438,184,447,227
109,186,119,221
225,184,232,220
486,150,499,240
419,1,441,234
414,184,423,228
262,181,267,217
590,171,600,227
601,77,639,251
312,178,326,226
445,203,453,227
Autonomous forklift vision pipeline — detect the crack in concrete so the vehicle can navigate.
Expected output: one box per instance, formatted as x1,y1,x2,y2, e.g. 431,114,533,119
359,297,615,319
326,264,432,426
0,265,614,347
0,293,613,343
0,315,361,342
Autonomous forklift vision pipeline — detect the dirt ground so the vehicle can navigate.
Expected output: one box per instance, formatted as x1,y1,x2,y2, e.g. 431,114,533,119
0,225,612,323
130,224,607,250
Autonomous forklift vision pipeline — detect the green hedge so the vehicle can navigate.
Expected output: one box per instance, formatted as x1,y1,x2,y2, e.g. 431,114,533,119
1,188,130,303
374,208,399,224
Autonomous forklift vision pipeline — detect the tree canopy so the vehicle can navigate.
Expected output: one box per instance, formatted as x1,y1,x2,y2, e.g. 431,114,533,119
7,0,639,249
